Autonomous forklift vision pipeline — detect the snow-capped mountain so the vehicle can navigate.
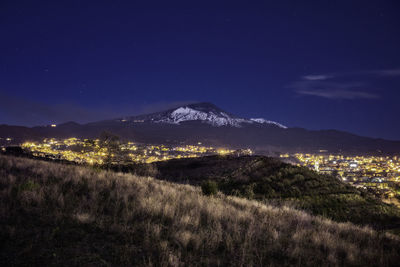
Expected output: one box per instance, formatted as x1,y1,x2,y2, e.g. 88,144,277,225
126,103,287,128
4,102,400,154
156,106,247,126
249,118,288,129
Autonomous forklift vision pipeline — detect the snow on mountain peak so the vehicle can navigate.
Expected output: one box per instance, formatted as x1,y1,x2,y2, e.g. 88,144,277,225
156,106,246,127
129,103,287,129
250,118,287,129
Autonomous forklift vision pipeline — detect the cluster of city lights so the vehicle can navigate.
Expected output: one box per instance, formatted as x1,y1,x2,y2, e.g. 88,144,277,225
283,153,400,202
21,138,252,165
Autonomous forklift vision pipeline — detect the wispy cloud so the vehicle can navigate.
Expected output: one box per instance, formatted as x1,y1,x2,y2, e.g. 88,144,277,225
292,81,365,90
292,68,400,100
0,93,122,126
138,101,197,114
297,89,379,99
369,68,400,76
0,92,196,126
303,74,333,81
302,68,400,81
289,80,379,100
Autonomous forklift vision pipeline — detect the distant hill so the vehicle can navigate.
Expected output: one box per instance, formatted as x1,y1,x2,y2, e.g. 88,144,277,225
1,102,400,154
108,155,400,230
1,155,400,266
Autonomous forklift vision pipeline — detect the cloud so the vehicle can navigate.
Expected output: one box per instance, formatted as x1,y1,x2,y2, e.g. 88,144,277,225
293,68,400,100
138,100,197,114
303,74,333,81
289,80,379,100
292,81,365,90
296,89,379,99
302,68,400,80
287,68,400,100
0,92,197,126
370,69,400,76
0,93,121,126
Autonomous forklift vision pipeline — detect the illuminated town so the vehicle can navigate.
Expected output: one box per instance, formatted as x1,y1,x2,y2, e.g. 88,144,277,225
3,136,400,205
282,153,400,205
19,137,252,164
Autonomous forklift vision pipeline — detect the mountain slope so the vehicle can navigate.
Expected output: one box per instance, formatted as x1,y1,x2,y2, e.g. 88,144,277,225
1,102,400,154
91,102,286,128
1,155,400,266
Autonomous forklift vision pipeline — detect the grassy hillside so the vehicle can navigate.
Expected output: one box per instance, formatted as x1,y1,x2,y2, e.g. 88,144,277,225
119,155,400,230
1,155,400,266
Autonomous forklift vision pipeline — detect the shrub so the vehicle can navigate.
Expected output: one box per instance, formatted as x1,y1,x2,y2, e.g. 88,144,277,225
201,180,218,196
244,183,255,199
19,180,40,192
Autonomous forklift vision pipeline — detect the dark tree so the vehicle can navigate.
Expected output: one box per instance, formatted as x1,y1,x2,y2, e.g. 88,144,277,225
99,132,122,166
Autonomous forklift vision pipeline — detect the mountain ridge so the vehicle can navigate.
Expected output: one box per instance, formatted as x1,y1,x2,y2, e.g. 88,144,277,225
92,102,287,128
1,102,400,154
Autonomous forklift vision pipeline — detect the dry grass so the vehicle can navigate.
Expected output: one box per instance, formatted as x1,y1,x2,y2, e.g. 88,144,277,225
1,155,400,266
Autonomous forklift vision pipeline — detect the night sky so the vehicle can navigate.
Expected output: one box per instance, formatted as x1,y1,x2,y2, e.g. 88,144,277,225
1,1,400,139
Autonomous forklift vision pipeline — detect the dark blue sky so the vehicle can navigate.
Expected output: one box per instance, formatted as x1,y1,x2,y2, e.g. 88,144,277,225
1,0,400,139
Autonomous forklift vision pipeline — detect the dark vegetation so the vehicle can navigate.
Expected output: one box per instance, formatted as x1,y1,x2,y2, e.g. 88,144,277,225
107,155,400,230
201,180,218,196
1,155,400,266
3,147,400,230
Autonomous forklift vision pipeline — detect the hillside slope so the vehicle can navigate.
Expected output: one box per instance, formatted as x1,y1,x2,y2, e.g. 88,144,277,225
112,155,400,230
1,155,400,266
